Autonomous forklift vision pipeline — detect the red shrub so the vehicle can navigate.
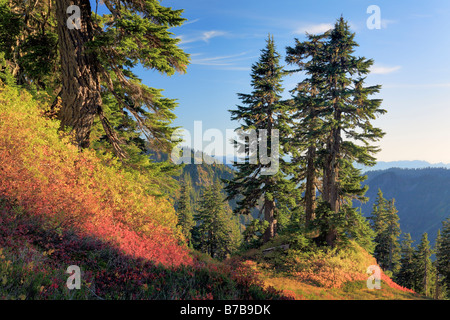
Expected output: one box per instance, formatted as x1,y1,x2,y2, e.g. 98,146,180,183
0,85,192,268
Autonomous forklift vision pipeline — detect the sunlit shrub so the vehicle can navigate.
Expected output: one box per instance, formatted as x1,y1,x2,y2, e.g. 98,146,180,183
0,84,191,267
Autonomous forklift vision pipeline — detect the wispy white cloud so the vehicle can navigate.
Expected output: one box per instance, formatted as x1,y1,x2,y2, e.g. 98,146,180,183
380,19,397,29
177,30,228,45
293,23,334,35
190,52,253,71
409,13,433,19
191,52,249,66
370,64,401,75
182,18,200,26
201,30,228,42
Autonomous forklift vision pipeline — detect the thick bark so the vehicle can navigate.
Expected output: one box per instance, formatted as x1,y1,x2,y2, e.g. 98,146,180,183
304,145,316,226
322,111,341,247
55,0,102,149
262,199,276,243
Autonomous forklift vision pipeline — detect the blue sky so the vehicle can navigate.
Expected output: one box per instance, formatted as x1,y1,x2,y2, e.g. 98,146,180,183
98,0,450,163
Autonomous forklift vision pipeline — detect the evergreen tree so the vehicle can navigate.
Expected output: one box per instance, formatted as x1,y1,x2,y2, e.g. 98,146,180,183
369,191,401,274
369,189,388,235
1,0,189,162
436,217,450,298
224,35,294,243
176,176,195,245
285,17,386,247
194,181,239,259
242,219,269,249
54,0,189,155
345,207,376,253
383,199,402,274
0,0,59,91
395,233,415,289
285,32,328,228
413,233,434,296
320,18,385,247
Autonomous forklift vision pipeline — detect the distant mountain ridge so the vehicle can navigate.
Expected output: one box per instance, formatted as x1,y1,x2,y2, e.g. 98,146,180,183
357,160,450,172
357,167,450,246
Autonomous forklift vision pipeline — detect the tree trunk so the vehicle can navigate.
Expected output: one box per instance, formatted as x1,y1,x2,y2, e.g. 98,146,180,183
55,0,102,149
322,119,341,247
263,199,276,243
304,145,316,227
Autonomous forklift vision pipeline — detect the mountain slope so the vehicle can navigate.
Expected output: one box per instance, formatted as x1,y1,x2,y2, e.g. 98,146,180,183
358,168,450,245
0,84,287,300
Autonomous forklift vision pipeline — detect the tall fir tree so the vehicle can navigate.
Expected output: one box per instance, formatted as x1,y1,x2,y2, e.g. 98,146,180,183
383,199,402,274
369,189,388,235
285,32,328,229
433,229,445,299
224,35,294,243
176,176,195,246
413,232,434,296
395,233,416,290
55,0,189,155
0,0,189,194
194,181,239,259
369,190,401,274
436,217,450,298
285,17,386,247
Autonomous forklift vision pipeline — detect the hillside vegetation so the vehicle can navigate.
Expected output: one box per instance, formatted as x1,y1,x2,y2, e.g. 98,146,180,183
0,84,286,300
238,237,424,300
0,84,426,300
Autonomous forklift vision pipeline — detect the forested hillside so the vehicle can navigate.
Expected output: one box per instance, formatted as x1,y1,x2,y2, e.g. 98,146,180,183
359,168,450,245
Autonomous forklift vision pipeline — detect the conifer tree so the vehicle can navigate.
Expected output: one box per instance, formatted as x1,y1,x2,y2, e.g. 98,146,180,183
369,190,401,274
285,17,386,247
1,1,189,160
242,219,268,248
383,199,402,274
224,35,294,243
321,18,385,247
413,232,434,296
436,217,450,297
194,181,239,259
395,233,416,290
369,189,388,235
55,0,189,155
0,0,59,91
176,176,195,245
433,230,444,299
285,32,328,228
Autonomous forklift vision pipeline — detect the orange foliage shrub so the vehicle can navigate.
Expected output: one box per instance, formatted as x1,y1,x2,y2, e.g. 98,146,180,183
0,85,191,267
289,242,415,293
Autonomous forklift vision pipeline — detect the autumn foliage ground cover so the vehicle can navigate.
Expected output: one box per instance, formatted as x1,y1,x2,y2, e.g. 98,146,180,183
0,84,288,300
238,235,420,300
0,84,191,267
